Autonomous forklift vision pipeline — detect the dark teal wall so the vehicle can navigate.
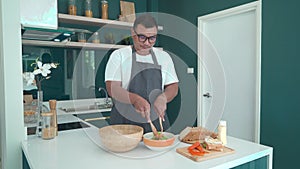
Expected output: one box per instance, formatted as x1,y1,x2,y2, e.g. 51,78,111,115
158,0,255,76
261,1,300,169
158,0,300,169
158,0,254,24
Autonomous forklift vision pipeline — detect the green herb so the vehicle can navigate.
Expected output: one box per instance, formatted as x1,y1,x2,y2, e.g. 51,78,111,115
151,134,168,140
201,142,207,149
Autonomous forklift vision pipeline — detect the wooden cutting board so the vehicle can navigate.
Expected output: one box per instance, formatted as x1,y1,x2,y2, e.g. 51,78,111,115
176,146,235,162
120,1,135,23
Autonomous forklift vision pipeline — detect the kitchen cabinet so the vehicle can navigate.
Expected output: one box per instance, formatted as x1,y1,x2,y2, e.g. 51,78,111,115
21,0,57,29
22,150,268,169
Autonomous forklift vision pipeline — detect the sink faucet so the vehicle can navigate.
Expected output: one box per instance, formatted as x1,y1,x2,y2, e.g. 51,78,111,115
98,87,110,106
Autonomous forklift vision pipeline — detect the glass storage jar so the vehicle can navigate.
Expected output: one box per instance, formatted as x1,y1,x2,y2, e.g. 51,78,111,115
85,0,93,17
92,32,100,43
68,0,77,15
101,0,108,19
23,101,38,125
41,112,55,140
77,32,87,42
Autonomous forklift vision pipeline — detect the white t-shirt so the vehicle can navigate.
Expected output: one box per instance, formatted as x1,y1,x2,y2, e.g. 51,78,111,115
105,46,179,90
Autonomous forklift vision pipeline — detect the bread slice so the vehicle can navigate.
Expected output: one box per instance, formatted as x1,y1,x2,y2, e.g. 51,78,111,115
179,126,218,143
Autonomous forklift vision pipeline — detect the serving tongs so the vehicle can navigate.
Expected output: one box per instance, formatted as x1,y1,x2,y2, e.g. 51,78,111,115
149,117,164,139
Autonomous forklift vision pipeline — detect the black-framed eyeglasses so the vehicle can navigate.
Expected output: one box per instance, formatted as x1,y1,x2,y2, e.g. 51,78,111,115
134,30,157,43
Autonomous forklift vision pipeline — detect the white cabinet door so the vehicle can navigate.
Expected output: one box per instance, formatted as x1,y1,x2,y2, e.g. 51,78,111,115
198,2,261,142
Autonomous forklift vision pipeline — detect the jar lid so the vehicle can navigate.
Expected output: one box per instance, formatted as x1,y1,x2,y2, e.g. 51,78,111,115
101,0,108,3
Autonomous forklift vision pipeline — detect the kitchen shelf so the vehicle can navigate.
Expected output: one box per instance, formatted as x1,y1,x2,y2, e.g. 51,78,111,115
22,39,126,49
58,13,163,31
22,14,163,49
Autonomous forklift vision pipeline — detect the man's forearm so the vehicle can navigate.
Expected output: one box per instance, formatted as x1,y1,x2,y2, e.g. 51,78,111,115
162,83,178,102
106,81,140,104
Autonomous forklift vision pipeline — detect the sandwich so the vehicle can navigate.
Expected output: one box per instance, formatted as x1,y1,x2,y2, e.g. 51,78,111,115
179,126,218,143
202,136,224,152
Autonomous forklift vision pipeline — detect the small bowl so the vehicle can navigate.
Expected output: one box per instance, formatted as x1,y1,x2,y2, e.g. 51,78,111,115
98,124,143,153
143,132,175,151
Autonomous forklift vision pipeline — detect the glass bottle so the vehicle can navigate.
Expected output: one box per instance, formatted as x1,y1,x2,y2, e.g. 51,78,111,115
101,0,108,19
85,0,93,17
218,120,227,145
35,90,43,137
35,91,50,137
68,0,77,15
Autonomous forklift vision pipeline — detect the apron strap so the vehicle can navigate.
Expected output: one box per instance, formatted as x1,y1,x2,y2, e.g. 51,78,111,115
150,49,159,65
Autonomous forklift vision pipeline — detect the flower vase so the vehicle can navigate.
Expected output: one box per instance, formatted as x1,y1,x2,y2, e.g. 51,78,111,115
36,90,44,137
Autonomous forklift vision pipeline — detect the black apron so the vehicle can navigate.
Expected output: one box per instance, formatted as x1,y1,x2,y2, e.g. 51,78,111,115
110,47,170,133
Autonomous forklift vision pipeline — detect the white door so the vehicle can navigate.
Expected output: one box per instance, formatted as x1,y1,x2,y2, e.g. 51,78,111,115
197,2,261,142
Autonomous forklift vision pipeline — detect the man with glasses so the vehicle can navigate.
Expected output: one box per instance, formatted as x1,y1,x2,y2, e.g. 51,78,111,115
105,14,179,133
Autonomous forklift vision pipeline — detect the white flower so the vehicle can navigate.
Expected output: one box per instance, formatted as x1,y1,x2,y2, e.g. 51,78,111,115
23,72,35,86
23,72,37,91
50,63,57,68
23,58,58,91
33,61,52,77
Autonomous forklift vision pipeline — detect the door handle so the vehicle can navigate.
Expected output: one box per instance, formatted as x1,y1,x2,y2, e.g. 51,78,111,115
203,92,212,98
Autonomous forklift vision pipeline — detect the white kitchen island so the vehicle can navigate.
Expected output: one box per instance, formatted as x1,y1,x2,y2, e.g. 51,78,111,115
22,118,273,169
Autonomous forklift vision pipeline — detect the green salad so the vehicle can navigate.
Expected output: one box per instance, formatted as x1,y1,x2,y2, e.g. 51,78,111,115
151,132,168,140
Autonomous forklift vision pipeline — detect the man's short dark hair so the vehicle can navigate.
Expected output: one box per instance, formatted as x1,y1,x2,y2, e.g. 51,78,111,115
133,14,158,30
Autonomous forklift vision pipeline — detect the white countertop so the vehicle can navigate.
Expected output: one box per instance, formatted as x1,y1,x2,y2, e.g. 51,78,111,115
22,117,273,169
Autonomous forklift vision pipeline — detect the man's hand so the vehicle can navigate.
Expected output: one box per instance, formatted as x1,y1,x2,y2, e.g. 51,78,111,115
107,81,151,120
153,94,168,120
132,95,151,120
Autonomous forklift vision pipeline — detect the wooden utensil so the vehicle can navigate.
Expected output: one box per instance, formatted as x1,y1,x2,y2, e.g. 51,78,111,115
149,120,159,137
49,100,58,136
159,117,163,133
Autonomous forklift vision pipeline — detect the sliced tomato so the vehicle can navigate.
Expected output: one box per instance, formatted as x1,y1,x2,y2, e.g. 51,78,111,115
195,144,204,152
188,141,200,150
189,149,205,156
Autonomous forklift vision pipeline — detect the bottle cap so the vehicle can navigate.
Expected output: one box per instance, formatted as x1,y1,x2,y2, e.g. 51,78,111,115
219,120,227,126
